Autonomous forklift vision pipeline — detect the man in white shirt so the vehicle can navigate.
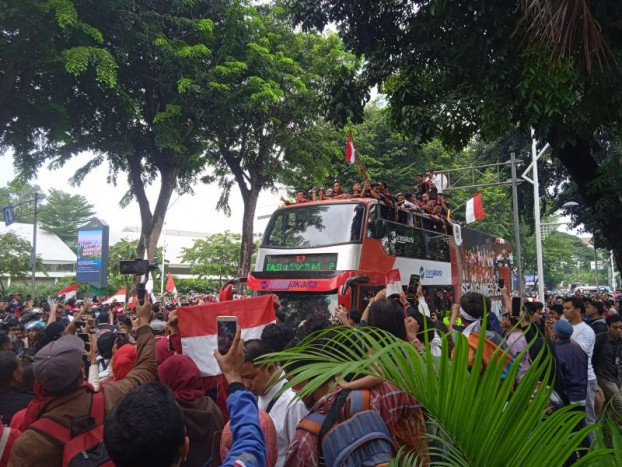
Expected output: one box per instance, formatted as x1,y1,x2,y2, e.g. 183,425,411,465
241,339,308,466
563,297,597,426
426,170,444,195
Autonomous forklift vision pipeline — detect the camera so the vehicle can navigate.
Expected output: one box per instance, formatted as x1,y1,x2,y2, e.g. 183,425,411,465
119,259,158,275
120,259,158,306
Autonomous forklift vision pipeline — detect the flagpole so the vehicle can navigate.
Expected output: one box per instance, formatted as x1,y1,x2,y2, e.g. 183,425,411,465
160,222,166,299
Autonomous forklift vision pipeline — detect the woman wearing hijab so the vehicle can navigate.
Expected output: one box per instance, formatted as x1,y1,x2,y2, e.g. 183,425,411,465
158,354,224,467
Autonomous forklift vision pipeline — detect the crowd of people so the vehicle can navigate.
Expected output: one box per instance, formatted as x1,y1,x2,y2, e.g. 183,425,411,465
280,170,453,233
0,284,621,466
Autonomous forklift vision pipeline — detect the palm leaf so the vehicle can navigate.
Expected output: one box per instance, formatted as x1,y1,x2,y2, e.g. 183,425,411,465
262,326,613,465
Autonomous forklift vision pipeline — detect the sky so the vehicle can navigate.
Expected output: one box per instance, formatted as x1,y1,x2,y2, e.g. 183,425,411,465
0,150,282,236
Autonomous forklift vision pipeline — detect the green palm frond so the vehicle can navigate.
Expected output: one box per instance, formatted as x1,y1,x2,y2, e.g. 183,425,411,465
262,326,613,465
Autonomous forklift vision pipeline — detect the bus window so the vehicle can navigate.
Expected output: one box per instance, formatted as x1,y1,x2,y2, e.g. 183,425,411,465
272,291,338,328
359,286,386,311
263,204,365,248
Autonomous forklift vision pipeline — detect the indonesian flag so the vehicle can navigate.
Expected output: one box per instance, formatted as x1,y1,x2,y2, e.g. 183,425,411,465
103,289,127,304
166,272,177,295
465,192,486,224
385,269,402,297
178,295,275,376
57,283,78,300
345,131,356,164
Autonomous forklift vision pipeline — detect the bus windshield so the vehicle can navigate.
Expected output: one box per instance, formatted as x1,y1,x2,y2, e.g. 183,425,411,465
263,203,365,248
274,291,338,326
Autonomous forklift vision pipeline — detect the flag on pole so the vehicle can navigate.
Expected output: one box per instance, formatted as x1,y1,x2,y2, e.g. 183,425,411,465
465,192,485,224
178,295,276,376
57,283,78,300
166,272,177,295
345,131,356,164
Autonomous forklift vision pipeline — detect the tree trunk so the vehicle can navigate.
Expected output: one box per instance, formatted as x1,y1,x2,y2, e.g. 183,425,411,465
554,137,622,272
128,154,178,262
238,185,260,278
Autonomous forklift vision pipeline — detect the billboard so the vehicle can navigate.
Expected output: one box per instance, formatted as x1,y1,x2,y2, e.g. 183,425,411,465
76,219,109,289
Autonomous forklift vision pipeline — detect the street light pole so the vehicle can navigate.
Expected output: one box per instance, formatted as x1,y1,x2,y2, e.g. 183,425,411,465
593,237,599,290
30,193,38,298
510,152,524,296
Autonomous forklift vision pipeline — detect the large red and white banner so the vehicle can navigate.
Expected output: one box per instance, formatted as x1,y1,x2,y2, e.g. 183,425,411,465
57,283,78,300
178,295,275,376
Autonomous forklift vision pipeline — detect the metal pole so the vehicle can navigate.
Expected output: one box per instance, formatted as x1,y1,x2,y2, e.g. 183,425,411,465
609,251,616,290
31,193,38,298
593,238,599,290
160,223,166,298
510,152,524,296
531,132,545,301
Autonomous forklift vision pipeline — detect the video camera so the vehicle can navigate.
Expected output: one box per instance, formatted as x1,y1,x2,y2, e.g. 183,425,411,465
119,259,159,275
119,259,158,306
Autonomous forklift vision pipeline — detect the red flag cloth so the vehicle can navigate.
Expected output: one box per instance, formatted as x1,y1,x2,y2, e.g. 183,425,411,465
178,295,275,376
166,272,177,295
56,283,78,300
465,192,486,224
345,131,356,164
385,269,402,297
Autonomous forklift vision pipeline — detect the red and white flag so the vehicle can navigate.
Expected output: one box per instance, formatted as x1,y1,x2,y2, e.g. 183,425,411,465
57,283,78,300
165,272,177,295
103,288,127,304
178,295,275,376
385,269,402,297
465,192,485,224
345,131,356,164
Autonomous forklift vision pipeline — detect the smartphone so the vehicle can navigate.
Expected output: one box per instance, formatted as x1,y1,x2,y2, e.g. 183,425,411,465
217,316,237,355
498,278,504,290
73,320,85,327
78,332,91,351
511,296,521,318
409,274,421,292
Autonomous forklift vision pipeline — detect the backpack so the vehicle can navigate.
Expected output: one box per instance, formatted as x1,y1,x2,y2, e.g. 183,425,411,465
297,389,394,467
466,332,513,380
29,391,113,467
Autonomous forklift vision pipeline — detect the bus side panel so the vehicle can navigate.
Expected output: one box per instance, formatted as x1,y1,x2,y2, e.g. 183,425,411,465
450,228,514,315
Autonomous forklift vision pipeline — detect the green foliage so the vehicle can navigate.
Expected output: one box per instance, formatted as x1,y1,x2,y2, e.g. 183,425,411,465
0,232,45,295
0,182,42,223
180,232,246,281
63,46,117,87
38,189,95,249
264,327,611,465
283,0,622,271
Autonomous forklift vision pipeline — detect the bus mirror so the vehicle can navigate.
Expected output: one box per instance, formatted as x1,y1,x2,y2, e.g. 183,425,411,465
341,275,370,296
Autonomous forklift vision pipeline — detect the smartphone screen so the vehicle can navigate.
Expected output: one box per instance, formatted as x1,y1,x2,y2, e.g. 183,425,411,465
512,296,521,318
409,274,420,292
217,316,237,355
498,278,504,289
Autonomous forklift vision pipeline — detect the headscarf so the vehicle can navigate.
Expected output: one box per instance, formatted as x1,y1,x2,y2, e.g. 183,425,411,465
157,354,205,401
111,344,137,381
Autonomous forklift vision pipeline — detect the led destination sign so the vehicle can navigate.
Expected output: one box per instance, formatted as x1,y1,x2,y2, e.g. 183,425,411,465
264,254,337,272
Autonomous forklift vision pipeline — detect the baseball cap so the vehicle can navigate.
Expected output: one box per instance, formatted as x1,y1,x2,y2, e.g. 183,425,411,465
33,335,85,392
150,320,165,333
554,320,574,340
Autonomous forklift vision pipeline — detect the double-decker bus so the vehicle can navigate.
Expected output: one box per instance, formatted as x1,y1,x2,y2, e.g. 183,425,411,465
246,197,512,322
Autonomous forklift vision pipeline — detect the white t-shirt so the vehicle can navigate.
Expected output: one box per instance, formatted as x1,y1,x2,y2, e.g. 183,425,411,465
571,321,596,381
259,375,309,467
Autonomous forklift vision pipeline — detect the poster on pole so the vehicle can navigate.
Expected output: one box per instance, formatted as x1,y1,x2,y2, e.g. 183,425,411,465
76,219,109,289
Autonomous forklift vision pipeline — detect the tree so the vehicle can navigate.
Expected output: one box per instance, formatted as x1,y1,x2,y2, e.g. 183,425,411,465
0,232,41,295
283,0,622,272
38,189,95,249
181,232,248,287
188,4,357,277
0,181,42,222
3,0,229,265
